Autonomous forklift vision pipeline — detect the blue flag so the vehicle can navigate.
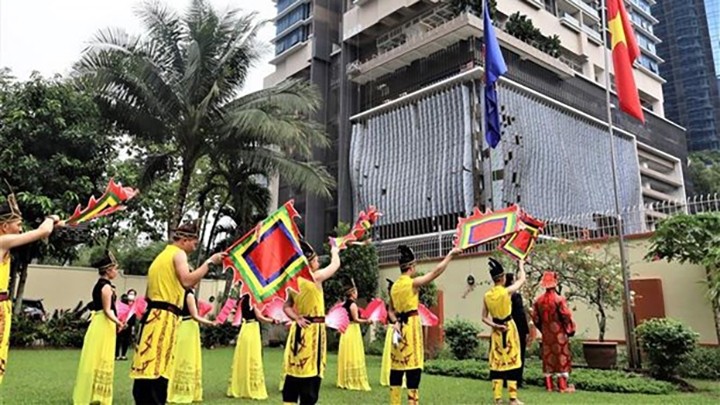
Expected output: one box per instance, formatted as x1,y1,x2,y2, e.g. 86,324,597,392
484,0,507,149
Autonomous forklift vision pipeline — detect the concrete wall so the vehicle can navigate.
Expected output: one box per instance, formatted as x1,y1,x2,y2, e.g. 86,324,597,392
379,236,719,345
23,265,225,313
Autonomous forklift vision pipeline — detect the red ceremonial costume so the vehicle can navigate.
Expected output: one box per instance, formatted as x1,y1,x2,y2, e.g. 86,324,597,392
532,272,575,393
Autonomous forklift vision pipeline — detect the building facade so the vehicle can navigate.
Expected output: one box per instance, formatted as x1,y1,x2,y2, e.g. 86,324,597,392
267,0,688,245
653,0,720,151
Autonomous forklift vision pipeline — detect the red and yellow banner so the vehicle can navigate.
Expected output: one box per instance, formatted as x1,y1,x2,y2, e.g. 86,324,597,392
66,179,138,225
608,0,644,122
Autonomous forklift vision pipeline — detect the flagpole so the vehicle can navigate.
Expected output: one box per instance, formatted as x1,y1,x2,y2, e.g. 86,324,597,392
600,0,640,369
480,3,494,211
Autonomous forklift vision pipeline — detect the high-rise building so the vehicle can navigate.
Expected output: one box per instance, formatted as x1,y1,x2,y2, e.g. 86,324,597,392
267,0,688,246
653,0,720,151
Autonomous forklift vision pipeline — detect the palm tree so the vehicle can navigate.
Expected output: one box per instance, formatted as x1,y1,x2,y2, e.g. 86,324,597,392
76,0,334,231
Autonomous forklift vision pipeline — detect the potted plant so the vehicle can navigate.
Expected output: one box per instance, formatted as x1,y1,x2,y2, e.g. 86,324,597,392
561,243,624,369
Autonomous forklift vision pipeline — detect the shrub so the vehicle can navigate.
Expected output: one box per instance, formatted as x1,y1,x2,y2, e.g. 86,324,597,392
635,318,698,380
444,319,481,360
425,359,675,394
43,302,89,348
201,322,239,348
677,346,720,380
366,324,387,356
10,313,44,347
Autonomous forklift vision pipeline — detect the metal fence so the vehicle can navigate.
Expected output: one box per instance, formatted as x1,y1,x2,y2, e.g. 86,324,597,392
374,194,720,265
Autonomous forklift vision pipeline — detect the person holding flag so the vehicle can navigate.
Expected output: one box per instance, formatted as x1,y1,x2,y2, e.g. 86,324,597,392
281,240,342,405
0,190,63,384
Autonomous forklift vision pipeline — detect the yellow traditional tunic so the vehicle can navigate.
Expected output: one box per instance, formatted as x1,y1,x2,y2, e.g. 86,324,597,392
485,285,522,372
390,275,423,371
0,255,12,384
282,277,327,378
130,245,184,380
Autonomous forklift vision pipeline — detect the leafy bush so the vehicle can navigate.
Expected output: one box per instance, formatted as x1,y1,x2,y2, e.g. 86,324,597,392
417,273,438,308
43,302,89,348
677,346,720,380
425,359,675,394
201,322,239,348
366,324,387,356
444,319,481,360
10,313,44,347
635,318,698,380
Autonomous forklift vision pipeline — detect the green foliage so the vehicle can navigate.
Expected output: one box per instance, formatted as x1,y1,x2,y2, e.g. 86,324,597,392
688,150,720,195
677,346,720,380
498,241,623,341
77,0,334,231
416,271,439,308
322,222,379,310
505,12,562,57
43,303,89,348
200,323,239,349
9,313,44,347
425,359,676,394
636,318,699,380
444,318,481,360
117,241,167,275
646,213,720,307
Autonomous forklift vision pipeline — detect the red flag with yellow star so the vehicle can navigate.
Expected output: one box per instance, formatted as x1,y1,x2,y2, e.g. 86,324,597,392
608,0,644,122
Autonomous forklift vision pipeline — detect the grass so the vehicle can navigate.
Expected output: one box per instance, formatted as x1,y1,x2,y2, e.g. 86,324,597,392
1,347,719,404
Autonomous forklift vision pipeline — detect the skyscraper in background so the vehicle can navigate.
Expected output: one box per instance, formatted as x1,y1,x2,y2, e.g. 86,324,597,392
653,0,720,151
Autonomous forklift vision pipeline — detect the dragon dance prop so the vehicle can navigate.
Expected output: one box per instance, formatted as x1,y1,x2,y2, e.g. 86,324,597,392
329,206,382,250
453,204,545,260
222,201,313,309
66,179,139,225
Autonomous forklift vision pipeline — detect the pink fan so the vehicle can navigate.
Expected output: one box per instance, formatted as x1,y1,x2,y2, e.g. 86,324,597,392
326,302,350,333
418,304,439,327
133,296,148,318
263,298,290,325
232,299,244,327
116,300,131,323
198,300,213,317
361,298,388,324
215,298,237,324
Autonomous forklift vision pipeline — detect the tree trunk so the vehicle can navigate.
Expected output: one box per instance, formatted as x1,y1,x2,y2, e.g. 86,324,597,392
169,161,194,238
597,305,606,342
205,195,231,258
12,261,29,316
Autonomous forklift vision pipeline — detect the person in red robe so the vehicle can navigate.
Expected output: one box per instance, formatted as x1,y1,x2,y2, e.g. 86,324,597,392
532,271,576,393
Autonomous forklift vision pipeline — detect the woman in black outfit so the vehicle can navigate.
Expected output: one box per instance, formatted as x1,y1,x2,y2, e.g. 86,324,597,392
505,273,530,387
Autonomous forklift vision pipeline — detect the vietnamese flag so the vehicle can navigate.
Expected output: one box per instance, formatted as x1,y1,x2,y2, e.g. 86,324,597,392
608,0,644,122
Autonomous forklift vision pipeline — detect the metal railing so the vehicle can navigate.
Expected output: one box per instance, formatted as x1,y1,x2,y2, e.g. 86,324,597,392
374,194,720,265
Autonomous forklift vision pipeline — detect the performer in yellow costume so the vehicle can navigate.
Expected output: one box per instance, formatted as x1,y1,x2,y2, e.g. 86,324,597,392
0,190,61,384
380,279,399,387
130,221,225,404
281,240,341,405
337,278,371,391
167,288,213,403
227,295,277,400
73,250,124,405
389,245,460,405
482,258,526,405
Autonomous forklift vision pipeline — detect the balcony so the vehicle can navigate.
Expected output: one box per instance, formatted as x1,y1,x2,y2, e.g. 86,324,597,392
559,13,581,33
522,0,544,9
564,0,600,22
626,0,659,24
582,24,603,45
274,0,311,22
347,13,575,84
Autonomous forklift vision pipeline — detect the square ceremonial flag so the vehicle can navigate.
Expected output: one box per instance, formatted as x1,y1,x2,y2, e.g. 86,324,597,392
499,211,545,260
453,205,520,249
223,201,312,308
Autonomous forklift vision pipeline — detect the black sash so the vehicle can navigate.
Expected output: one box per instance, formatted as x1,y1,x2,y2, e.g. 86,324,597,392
0,291,9,302
292,316,325,357
397,310,418,324
493,315,513,348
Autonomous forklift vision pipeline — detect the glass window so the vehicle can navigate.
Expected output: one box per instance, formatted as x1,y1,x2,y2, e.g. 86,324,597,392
276,3,310,34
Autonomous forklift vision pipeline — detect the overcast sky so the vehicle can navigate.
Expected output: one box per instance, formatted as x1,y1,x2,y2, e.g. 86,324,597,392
0,0,277,94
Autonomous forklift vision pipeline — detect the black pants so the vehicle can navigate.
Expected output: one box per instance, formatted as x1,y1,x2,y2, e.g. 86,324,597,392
389,368,422,389
133,377,168,405
116,328,132,358
282,375,321,405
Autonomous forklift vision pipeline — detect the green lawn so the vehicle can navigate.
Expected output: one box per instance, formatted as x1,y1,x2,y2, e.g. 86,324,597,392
0,347,719,404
